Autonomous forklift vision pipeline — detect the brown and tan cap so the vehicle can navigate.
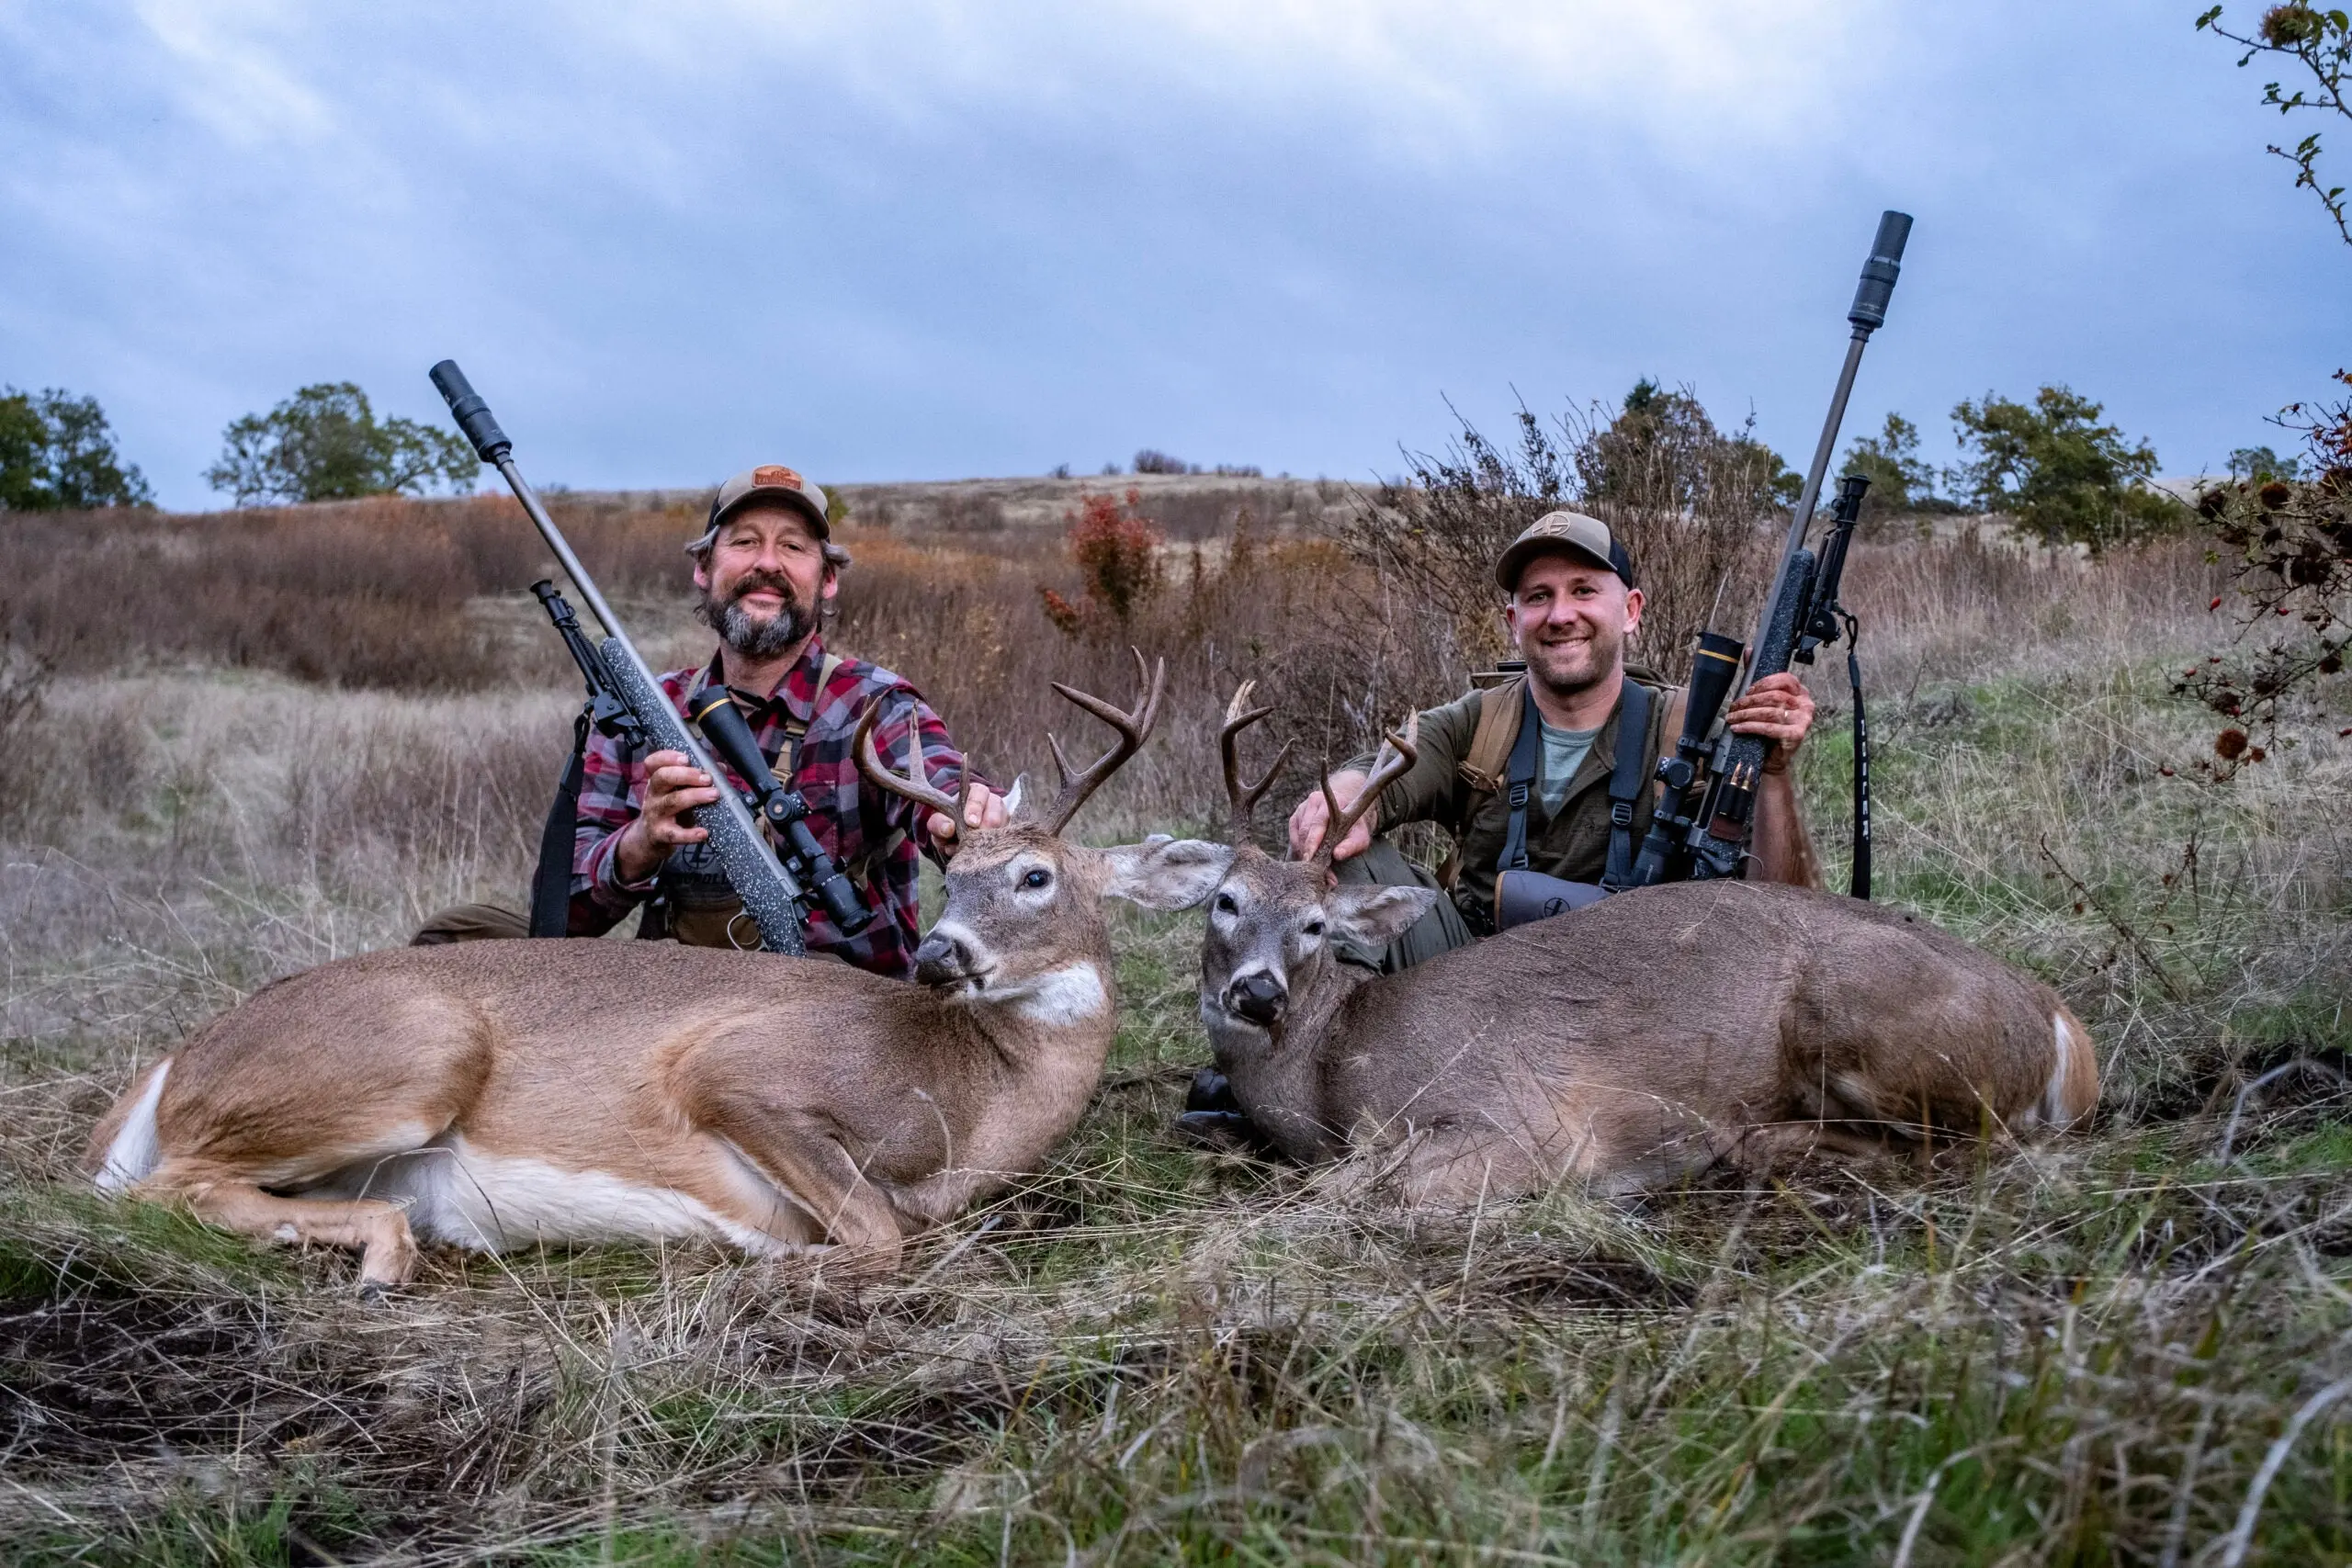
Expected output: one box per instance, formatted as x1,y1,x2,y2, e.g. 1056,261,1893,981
687,464,831,555
1494,510,1635,592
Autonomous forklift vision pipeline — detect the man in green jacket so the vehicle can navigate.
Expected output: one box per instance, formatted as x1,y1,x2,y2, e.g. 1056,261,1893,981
1290,509,1822,972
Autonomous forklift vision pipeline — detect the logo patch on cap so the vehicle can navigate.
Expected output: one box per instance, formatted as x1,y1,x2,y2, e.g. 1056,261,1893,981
752,465,802,489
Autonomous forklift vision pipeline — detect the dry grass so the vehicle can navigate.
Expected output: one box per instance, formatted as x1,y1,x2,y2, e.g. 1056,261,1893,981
3,495,2351,1563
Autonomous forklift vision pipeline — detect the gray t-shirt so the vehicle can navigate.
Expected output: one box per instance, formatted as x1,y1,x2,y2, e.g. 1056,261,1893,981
1536,720,1602,817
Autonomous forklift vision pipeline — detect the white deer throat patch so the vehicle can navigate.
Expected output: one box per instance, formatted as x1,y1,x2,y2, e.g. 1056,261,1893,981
1004,961,1110,1027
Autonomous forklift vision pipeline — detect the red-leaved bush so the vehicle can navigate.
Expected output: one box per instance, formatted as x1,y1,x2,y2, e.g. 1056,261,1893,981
1039,489,1163,638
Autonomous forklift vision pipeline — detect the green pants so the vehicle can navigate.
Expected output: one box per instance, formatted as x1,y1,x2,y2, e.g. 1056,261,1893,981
1331,840,1478,975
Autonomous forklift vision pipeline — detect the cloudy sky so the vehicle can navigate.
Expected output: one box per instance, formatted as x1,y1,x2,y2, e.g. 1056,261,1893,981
3,1,2346,510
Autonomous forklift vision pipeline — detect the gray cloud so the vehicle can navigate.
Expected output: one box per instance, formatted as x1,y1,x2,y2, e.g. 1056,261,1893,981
1,0,2343,508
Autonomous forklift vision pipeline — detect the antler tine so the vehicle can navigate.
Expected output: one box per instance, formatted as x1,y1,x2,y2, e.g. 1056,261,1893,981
1037,647,1167,836
1220,679,1293,843
854,702,963,820
1308,713,1419,870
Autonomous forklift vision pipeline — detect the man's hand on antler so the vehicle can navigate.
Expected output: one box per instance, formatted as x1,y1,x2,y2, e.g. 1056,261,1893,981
927,784,1012,853
1288,770,1375,863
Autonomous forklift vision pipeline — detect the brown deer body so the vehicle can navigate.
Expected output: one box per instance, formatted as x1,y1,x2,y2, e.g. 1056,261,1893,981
1200,689,2098,1202
85,658,1230,1286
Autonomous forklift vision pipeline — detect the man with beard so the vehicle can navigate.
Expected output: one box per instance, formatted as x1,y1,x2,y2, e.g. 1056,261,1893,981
415,464,1007,977
1290,510,1819,970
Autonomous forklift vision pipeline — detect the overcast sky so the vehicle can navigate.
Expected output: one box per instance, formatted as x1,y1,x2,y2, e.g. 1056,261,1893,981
3,1,2346,510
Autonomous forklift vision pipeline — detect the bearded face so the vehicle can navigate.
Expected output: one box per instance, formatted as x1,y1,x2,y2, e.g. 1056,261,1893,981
691,502,833,662
696,568,815,659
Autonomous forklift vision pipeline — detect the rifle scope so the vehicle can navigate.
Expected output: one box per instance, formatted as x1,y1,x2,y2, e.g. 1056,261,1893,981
687,687,873,935
1627,631,1744,887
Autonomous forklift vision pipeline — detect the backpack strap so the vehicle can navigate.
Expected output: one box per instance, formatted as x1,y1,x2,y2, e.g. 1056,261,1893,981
1459,675,1526,793
1600,678,1653,891
780,650,845,783
1497,683,1542,874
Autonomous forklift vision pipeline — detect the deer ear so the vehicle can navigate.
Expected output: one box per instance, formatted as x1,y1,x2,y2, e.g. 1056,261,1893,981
1097,839,1235,911
1001,774,1028,820
1327,883,1440,947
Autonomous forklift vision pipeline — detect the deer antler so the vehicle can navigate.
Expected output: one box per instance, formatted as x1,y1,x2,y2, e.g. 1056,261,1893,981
1220,680,1293,844
1037,648,1166,836
1309,713,1419,871
854,701,984,832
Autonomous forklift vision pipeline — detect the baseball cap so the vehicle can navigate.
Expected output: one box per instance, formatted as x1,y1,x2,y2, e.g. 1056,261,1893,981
686,465,831,554
1494,510,1635,592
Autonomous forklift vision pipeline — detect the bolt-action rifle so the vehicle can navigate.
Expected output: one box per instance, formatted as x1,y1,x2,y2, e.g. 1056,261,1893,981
1625,210,1909,897
432,360,867,953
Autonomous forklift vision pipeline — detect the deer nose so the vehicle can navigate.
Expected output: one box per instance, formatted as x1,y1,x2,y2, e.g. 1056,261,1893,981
915,931,975,987
1226,970,1287,1026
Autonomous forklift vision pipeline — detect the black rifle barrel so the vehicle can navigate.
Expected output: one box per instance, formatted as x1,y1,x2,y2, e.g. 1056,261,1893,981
430,360,810,955
1736,210,1910,704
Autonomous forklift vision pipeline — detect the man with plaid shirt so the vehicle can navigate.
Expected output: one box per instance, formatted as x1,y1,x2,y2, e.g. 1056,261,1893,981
416,463,1007,978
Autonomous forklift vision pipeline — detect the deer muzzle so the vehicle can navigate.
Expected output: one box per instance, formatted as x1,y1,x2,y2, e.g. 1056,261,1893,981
914,928,984,990
1224,969,1288,1028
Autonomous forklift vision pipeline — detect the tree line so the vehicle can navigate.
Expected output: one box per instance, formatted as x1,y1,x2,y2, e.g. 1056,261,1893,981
0,370,2209,554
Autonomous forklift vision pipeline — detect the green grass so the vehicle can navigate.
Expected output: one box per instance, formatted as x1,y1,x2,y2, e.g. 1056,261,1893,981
6,534,2352,1562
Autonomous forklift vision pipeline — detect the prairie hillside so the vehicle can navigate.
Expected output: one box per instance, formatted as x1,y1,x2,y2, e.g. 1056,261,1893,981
3,486,2350,1564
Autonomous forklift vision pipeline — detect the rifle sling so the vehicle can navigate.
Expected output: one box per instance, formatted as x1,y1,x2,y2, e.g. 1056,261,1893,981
528,709,592,939
1847,618,1871,901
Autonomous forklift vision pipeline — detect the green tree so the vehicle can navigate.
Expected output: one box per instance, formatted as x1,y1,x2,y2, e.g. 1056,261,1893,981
206,382,479,506
2227,443,2301,479
1948,385,2183,549
0,386,153,511
1584,379,1801,512
1839,411,1939,510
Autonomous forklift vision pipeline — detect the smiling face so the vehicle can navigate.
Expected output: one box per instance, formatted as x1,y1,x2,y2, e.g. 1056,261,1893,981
1197,846,1437,1039
691,501,837,659
1506,553,1644,701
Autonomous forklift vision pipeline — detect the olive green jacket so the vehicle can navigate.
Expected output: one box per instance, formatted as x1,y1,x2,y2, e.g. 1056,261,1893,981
1362,669,1681,934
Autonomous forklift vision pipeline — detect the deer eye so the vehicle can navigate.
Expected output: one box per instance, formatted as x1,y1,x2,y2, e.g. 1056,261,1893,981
1022,867,1051,889
1215,892,1239,915
1302,919,1325,937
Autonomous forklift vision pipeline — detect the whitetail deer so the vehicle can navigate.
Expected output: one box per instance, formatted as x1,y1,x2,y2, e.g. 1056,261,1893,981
83,656,1233,1288
1194,684,2098,1202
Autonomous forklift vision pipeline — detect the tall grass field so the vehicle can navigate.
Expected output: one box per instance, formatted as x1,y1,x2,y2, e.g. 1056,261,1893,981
1,482,2347,1564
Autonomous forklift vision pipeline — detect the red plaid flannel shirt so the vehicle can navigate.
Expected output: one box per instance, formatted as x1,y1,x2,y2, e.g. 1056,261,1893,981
571,637,969,978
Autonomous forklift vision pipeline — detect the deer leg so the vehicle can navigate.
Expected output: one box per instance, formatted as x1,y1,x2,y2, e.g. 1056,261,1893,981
693,1116,908,1275
153,1168,420,1289
1323,1123,1545,1209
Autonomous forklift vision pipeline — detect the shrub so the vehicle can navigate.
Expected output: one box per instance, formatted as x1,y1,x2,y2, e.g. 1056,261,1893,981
0,386,152,511
1039,490,1163,637
206,383,480,506
1132,449,1193,476
1338,385,1786,685
2177,370,2352,767
1949,385,2184,549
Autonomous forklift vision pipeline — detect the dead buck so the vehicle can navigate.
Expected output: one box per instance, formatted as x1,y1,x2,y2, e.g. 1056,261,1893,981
83,655,1232,1288
1196,683,2098,1202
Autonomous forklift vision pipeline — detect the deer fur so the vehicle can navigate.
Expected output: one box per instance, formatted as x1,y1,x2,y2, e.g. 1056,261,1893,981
83,659,1229,1287
1198,691,2098,1204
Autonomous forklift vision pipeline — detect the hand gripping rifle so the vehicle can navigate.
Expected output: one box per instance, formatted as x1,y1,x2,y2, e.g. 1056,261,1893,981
431,360,867,953
1625,210,1909,897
